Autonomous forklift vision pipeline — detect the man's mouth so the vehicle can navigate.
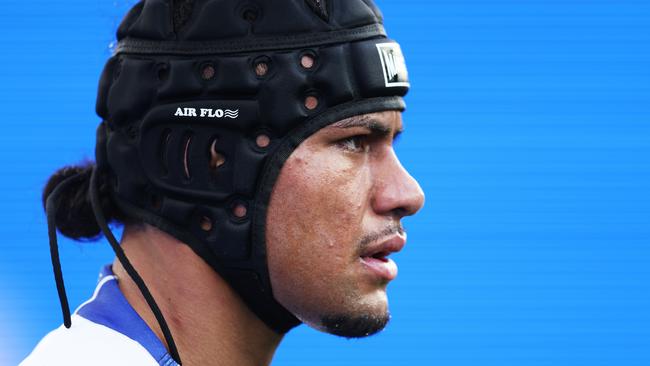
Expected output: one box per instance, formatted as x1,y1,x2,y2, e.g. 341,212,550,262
367,251,390,262
359,234,406,281
359,255,398,281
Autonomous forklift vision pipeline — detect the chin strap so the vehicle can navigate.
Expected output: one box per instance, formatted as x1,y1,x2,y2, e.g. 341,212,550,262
88,165,183,365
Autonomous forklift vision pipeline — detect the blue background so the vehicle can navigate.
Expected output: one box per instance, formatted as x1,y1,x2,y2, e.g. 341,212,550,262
1,0,649,365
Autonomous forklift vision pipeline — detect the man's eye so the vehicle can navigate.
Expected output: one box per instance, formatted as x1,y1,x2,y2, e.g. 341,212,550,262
338,135,369,153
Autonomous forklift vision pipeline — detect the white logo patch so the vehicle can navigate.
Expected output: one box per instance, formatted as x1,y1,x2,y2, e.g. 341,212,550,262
376,43,410,88
174,107,239,119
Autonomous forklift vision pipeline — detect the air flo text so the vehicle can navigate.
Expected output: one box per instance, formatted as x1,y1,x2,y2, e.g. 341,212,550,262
174,107,239,119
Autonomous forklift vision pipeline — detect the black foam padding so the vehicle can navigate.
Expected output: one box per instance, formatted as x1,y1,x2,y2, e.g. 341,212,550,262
106,58,158,125
182,1,252,40
95,0,410,335
109,0,385,41
158,60,203,99
127,0,174,40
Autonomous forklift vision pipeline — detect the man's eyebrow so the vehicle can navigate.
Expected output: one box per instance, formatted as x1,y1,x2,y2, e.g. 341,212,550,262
330,115,403,139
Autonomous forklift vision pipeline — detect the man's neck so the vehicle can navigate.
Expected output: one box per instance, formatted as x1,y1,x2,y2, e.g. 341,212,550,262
112,225,283,366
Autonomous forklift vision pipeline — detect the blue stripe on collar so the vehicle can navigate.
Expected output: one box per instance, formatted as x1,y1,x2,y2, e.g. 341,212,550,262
76,265,179,366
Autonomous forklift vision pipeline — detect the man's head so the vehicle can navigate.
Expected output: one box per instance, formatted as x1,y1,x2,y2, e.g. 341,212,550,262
44,1,420,358
267,110,424,337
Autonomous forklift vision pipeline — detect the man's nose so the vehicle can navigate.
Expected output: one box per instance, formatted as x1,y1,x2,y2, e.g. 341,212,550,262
371,150,425,218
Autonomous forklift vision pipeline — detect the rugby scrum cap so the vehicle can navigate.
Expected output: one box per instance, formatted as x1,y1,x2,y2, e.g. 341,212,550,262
46,0,410,363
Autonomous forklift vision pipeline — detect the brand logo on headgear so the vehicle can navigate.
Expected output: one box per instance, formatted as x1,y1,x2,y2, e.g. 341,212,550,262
174,107,239,119
376,43,410,88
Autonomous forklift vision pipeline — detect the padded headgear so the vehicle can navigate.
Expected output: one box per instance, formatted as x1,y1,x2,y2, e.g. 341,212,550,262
95,0,410,336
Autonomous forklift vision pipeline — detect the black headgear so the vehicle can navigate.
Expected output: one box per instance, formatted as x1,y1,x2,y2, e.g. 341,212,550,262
48,1,409,363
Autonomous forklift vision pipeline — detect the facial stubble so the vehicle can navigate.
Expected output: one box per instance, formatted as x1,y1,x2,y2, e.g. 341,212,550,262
321,312,391,338
319,222,404,338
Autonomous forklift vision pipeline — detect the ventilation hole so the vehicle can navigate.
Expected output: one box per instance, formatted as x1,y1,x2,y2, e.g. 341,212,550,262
255,134,270,148
173,0,195,32
209,139,226,169
255,62,268,77
300,54,315,69
201,63,215,80
242,7,259,22
200,216,213,232
182,134,193,180
304,95,319,110
157,64,169,81
232,203,248,218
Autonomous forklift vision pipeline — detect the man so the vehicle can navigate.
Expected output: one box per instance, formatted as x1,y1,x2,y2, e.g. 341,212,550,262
22,0,424,365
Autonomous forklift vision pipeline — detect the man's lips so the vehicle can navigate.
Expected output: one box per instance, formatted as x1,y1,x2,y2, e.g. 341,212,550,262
359,234,406,281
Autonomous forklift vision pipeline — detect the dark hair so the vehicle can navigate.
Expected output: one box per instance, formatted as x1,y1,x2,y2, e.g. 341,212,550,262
173,0,195,32
42,163,127,240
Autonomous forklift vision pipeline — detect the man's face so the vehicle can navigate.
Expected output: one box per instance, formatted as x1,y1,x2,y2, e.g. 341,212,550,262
266,110,425,337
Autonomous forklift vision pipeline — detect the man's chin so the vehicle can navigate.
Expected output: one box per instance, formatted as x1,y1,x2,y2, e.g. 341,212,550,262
319,312,391,338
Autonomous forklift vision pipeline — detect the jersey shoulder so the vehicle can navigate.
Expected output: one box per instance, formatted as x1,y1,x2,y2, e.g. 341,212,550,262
20,314,159,366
